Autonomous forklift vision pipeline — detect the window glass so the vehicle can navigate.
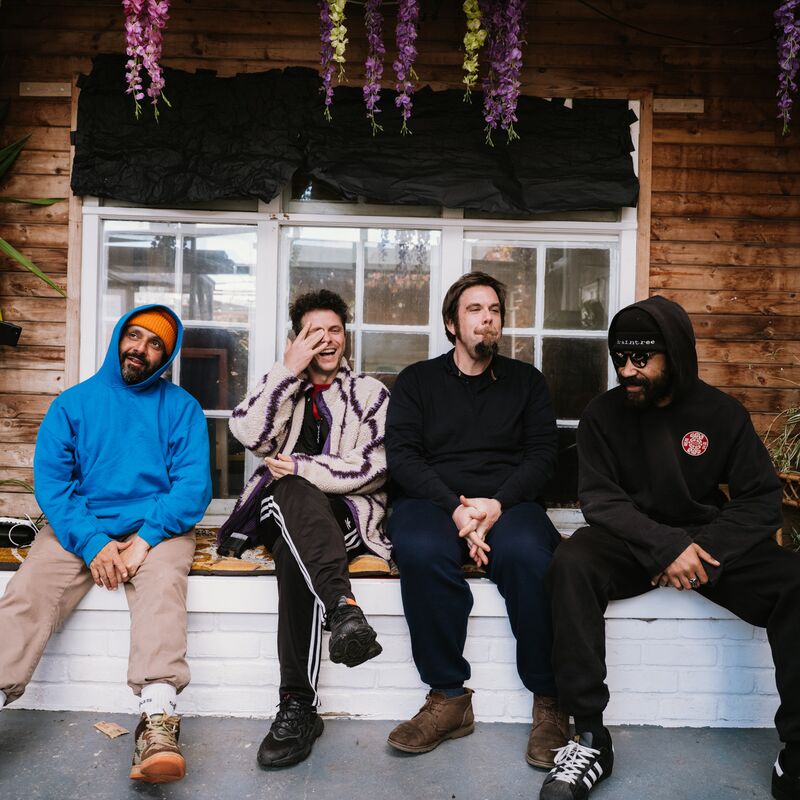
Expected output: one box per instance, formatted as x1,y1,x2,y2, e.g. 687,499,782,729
364,230,432,326
362,332,429,385
181,230,256,325
542,338,607,420
104,223,178,311
100,220,256,503
287,227,357,309
544,247,610,330
466,240,536,328
207,418,246,499
284,227,438,386
180,327,249,412
497,334,534,363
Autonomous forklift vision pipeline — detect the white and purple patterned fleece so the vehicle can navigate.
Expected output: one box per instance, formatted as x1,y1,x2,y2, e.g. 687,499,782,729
228,359,391,560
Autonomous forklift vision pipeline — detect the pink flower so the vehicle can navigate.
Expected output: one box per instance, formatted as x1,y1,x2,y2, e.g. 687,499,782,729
122,0,170,118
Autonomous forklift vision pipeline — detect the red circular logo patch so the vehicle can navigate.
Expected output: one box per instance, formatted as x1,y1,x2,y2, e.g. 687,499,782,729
682,431,709,456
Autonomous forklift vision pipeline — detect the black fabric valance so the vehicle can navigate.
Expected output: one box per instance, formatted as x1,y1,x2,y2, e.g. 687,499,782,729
72,54,639,214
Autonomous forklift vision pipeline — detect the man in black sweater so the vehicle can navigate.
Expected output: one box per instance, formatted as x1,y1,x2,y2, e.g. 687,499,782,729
541,296,799,800
385,272,568,768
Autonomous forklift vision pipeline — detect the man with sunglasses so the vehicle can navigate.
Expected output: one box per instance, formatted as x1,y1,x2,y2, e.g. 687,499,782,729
541,296,799,800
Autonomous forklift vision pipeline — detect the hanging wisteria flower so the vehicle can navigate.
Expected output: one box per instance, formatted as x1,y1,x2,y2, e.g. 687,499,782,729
329,0,348,80
319,0,336,120
363,0,386,134
480,0,525,145
123,0,171,119
775,0,800,135
462,0,487,101
393,0,419,135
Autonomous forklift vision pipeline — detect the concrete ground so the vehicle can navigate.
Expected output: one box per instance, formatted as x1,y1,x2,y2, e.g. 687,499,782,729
0,710,780,800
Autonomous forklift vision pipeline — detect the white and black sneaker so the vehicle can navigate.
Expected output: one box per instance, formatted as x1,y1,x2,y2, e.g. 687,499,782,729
539,729,614,799
773,750,800,800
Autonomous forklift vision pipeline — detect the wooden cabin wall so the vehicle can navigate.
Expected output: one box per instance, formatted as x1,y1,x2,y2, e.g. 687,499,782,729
0,0,797,516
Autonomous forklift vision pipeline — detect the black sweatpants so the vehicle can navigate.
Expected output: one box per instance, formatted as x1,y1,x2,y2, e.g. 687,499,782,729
546,526,800,743
257,475,363,706
389,497,561,695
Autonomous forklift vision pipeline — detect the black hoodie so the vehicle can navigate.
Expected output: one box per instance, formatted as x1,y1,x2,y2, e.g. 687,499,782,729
577,295,783,582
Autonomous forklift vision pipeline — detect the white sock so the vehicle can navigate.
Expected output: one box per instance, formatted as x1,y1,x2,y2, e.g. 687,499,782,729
0,690,6,708
139,683,177,717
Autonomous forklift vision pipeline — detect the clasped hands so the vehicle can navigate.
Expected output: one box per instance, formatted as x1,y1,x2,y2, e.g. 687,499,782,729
651,542,720,591
89,534,151,590
452,495,502,567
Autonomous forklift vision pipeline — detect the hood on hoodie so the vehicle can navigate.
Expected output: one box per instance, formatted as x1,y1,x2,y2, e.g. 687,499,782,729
608,295,698,403
100,304,183,390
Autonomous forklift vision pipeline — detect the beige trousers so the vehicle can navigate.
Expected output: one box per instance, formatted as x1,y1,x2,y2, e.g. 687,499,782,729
0,525,196,704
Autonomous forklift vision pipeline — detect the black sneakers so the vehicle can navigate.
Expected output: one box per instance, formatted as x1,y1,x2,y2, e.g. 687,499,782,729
257,694,324,769
539,729,614,799
327,596,382,667
773,750,800,800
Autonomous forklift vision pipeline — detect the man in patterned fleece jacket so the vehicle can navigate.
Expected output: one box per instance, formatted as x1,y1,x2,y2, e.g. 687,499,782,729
217,290,390,769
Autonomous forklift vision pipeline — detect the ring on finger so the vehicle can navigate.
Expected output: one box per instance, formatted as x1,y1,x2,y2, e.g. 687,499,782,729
688,576,700,589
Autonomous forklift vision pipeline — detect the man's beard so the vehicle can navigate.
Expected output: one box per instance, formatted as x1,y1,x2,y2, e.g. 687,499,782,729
618,368,672,409
474,338,499,359
120,351,160,384
456,322,500,360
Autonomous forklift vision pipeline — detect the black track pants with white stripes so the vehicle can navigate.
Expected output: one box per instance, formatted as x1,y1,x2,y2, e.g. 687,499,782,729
258,475,361,705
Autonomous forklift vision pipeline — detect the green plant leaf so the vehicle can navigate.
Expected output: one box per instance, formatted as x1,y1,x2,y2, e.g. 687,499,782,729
0,479,35,493
0,197,61,206
0,238,66,296
0,135,31,179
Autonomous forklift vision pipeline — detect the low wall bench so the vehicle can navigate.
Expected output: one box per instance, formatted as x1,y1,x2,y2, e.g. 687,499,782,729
0,513,780,727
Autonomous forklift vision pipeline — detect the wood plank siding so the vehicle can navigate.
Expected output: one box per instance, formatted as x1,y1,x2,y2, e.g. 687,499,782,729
0,0,797,516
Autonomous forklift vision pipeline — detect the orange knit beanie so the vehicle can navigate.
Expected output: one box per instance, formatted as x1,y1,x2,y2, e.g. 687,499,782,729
126,308,178,356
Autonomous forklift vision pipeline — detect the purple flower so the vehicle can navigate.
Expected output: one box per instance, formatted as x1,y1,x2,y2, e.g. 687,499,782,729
122,0,170,119
319,0,336,120
480,0,525,144
775,0,800,135
363,0,386,134
393,0,419,134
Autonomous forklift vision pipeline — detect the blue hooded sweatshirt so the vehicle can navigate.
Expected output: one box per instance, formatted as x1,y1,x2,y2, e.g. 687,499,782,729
33,305,212,566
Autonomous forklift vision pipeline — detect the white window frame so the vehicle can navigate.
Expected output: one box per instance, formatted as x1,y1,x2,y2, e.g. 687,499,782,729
78,102,640,514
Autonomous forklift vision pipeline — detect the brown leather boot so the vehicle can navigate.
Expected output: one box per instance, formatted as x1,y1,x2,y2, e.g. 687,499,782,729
526,695,570,768
387,689,475,753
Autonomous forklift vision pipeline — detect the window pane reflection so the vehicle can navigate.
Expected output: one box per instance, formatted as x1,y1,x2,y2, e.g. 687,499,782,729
286,227,357,310
544,248,610,330
362,332,428,388
364,230,436,325
498,334,533,363
180,328,249,411
105,228,177,309
182,229,255,325
542,338,607,420
207,418,245,499
467,240,536,328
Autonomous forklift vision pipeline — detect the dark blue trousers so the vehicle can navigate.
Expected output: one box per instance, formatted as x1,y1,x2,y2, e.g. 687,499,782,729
388,498,561,696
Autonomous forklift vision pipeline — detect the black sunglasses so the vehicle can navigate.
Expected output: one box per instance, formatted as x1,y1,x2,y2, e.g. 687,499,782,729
611,351,657,369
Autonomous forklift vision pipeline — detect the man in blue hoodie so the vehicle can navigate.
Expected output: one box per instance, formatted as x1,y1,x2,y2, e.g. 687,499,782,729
0,305,211,785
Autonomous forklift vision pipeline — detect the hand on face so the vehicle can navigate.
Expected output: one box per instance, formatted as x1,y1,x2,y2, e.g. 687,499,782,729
283,310,346,382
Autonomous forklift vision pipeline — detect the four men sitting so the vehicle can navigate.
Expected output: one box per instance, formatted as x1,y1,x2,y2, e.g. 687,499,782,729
0,288,796,800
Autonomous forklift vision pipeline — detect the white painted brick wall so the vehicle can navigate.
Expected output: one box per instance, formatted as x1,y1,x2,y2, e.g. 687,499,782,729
0,571,779,727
